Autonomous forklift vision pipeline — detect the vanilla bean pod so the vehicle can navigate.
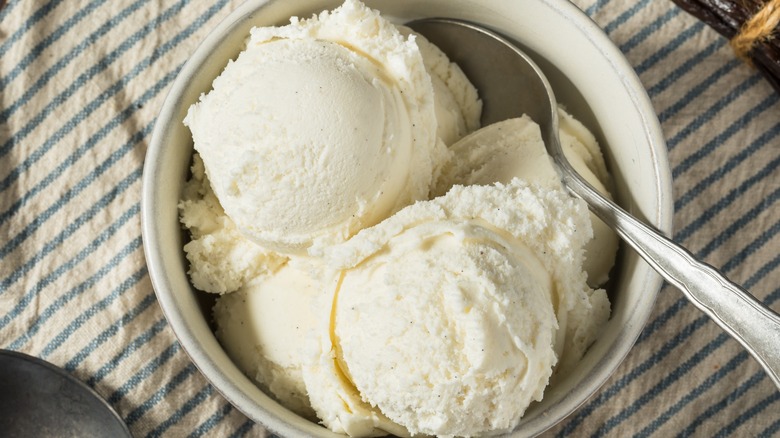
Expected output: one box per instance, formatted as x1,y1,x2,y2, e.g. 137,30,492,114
671,0,780,93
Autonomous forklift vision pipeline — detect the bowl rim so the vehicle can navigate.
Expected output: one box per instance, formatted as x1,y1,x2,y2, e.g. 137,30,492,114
141,0,673,436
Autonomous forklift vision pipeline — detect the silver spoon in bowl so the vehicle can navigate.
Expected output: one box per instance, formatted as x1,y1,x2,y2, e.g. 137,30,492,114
408,18,780,389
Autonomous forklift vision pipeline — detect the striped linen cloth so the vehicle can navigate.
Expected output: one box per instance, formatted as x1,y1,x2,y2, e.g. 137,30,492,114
0,0,777,436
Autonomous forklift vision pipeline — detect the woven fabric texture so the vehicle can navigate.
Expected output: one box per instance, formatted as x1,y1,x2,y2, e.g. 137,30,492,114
0,0,778,436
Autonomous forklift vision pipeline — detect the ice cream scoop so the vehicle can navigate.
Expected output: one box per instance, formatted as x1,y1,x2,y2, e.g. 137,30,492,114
185,0,445,254
213,262,324,418
313,180,610,437
434,114,619,287
409,17,780,390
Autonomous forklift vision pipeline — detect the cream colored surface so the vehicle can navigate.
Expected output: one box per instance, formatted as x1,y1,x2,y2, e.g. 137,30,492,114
319,180,610,436
399,27,483,147
436,111,619,287
22,0,780,434
179,154,285,294
181,3,615,435
213,262,324,418
185,0,444,254
138,0,681,437
301,283,410,437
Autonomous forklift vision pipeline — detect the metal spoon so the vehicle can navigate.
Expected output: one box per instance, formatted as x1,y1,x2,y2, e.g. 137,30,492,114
408,18,780,389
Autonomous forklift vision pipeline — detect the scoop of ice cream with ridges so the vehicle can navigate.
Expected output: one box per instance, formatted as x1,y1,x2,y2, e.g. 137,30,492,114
178,0,617,436
308,179,609,437
183,0,475,255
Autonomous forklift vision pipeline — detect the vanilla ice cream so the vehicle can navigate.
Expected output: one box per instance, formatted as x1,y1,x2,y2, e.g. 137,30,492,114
180,1,617,436
399,27,482,147
308,180,609,437
435,111,619,287
213,261,327,418
185,0,445,254
179,154,285,294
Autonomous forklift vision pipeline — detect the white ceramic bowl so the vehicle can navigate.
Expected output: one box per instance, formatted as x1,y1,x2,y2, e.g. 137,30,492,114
141,0,673,436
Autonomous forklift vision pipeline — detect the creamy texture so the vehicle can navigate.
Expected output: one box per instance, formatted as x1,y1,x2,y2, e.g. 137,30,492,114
179,155,285,294
185,0,445,254
213,262,326,418
435,111,619,287
312,180,610,437
181,1,615,436
399,27,482,147
301,292,410,438
333,223,556,437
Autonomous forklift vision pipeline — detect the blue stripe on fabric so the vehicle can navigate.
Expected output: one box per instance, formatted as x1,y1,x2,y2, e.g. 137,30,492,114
0,0,149,110
591,335,753,437
675,121,780,210
558,221,780,436
636,284,682,344
698,187,780,258
0,166,141,264
638,183,779,345
583,0,612,17
0,0,22,23
760,405,780,437
676,157,780,242
557,317,709,436
672,94,779,178
659,58,742,124
147,385,215,438
722,220,780,272
0,99,153,228
0,0,61,58
123,361,196,425
746,253,780,287
647,39,726,97
84,316,167,385
638,220,780,349
188,404,233,438
619,7,679,55
602,0,652,35
0,132,149,289
0,208,141,331
0,0,188,171
0,122,149,259
676,365,766,437
228,420,256,438
616,7,710,85
634,19,706,77
667,74,763,150
110,342,184,406
64,301,160,372
582,250,780,435
1,234,141,345
2,0,112,89
716,391,780,438
35,267,148,356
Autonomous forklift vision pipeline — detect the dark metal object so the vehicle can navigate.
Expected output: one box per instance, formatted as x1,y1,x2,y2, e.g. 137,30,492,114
0,350,132,438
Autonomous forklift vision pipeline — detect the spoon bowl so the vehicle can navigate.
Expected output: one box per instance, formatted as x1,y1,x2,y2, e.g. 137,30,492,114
409,17,780,390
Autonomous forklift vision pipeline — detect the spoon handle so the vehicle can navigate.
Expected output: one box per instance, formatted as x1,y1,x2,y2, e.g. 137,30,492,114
563,171,780,389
